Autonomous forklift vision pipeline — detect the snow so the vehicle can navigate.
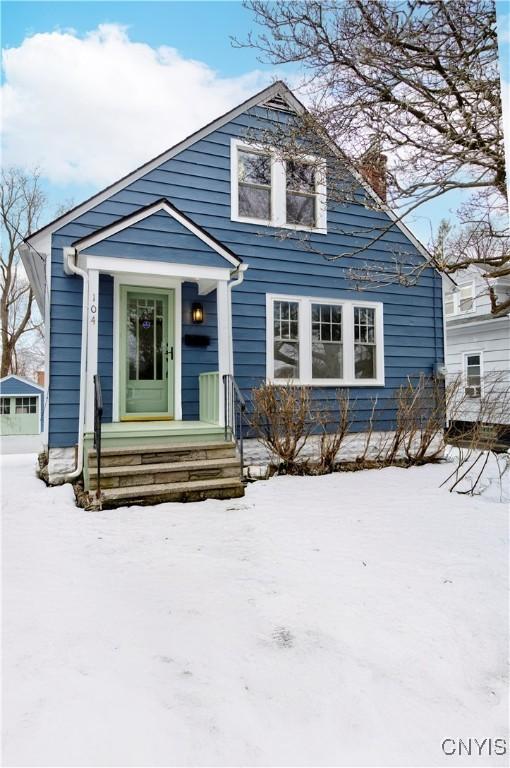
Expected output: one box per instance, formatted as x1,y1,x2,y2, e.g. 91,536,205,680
2,452,508,767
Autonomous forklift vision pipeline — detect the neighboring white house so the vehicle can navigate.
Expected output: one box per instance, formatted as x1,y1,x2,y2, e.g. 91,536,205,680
444,268,510,440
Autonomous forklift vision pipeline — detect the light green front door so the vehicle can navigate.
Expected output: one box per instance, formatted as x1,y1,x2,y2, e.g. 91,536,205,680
120,287,174,420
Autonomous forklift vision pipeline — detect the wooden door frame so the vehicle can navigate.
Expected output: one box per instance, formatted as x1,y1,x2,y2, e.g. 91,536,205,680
113,276,182,422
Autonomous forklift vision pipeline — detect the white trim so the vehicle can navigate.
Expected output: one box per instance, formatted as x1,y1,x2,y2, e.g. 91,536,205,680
216,280,232,426
75,254,232,283
230,138,327,234
266,292,385,387
0,374,44,392
74,200,240,268
112,276,183,422
85,269,99,432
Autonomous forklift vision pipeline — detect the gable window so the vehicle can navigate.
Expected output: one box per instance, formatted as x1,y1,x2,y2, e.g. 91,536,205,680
286,161,316,227
267,295,384,385
0,398,11,415
444,282,475,316
231,139,327,232
465,353,482,397
15,396,37,414
238,150,272,221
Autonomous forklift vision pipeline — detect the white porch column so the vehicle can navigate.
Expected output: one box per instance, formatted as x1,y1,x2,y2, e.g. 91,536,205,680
216,279,231,426
85,269,99,433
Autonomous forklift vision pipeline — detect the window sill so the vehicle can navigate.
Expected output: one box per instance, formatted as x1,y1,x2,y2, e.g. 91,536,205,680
231,213,327,235
270,378,385,388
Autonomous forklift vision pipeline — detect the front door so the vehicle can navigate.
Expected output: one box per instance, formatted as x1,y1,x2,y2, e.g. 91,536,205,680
120,286,174,420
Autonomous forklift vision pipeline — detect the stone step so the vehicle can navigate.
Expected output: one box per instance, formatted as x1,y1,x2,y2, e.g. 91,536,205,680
98,476,245,508
89,441,236,468
89,457,241,489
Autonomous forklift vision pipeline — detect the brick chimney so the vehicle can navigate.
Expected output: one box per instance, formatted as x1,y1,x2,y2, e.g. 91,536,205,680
36,370,45,387
360,144,387,202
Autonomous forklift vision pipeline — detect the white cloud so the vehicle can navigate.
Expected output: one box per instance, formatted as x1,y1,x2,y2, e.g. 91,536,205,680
1,24,273,186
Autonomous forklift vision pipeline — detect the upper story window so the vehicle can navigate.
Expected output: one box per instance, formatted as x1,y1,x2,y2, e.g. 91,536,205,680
238,150,272,221
445,282,475,317
231,139,327,233
286,161,316,227
267,294,384,386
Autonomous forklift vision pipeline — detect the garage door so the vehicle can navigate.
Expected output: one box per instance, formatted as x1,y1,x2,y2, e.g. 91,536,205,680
0,396,40,435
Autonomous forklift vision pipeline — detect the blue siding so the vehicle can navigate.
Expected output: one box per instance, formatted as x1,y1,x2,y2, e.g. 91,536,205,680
48,103,444,447
83,210,230,269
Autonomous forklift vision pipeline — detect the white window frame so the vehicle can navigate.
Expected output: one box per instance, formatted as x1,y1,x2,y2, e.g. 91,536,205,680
445,281,476,316
266,293,385,386
463,351,483,398
231,138,327,233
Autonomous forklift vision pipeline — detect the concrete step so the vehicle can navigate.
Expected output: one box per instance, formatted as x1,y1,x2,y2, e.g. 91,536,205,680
89,441,236,468
89,457,241,489
99,476,245,508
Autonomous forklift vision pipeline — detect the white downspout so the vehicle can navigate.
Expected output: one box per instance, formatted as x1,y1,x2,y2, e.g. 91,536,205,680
227,263,248,373
63,247,88,481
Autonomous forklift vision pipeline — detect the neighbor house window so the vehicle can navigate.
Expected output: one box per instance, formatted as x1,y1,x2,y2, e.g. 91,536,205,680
267,295,383,385
237,150,272,221
273,300,300,378
232,139,327,231
444,282,475,316
286,161,316,227
0,398,11,415
312,303,343,379
15,396,37,414
465,353,482,397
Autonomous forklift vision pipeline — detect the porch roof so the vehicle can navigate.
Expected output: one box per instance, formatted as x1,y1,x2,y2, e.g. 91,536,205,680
72,198,242,269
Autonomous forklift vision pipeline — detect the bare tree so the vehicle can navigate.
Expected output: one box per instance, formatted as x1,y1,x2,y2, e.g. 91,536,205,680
237,0,508,311
1,167,46,377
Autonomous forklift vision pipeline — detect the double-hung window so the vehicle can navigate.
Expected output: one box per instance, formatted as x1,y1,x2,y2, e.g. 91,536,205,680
286,161,317,227
445,282,475,316
231,139,327,232
465,353,482,397
237,150,272,221
273,300,300,378
267,295,384,385
0,398,11,415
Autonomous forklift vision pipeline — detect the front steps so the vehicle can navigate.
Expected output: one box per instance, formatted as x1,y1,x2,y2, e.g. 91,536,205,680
86,441,244,508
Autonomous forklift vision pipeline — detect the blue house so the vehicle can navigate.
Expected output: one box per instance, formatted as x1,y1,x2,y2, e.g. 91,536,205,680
0,375,44,436
20,82,445,506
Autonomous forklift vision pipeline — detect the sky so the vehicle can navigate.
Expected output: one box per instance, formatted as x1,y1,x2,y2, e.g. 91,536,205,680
1,0,509,244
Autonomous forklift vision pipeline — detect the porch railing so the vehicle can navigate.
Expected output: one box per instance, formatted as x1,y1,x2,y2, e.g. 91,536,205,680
199,371,220,424
223,374,246,481
93,373,103,505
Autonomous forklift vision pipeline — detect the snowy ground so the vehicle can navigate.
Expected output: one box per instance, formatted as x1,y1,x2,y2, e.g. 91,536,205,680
2,452,508,767
0,434,43,455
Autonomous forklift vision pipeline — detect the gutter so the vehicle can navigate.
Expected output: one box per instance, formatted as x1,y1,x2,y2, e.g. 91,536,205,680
62,247,88,481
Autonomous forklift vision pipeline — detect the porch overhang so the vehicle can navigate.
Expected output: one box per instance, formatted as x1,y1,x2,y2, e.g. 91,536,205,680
75,253,233,284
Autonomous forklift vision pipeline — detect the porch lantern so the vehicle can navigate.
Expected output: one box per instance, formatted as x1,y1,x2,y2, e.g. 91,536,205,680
192,302,204,324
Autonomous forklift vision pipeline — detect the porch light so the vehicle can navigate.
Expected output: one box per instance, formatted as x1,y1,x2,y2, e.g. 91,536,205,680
192,302,204,324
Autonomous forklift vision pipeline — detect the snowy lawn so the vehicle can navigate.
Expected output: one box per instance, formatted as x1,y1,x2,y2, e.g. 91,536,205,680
2,453,508,767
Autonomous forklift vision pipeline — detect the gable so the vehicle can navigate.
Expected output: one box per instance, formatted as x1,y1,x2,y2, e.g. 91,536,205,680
0,375,44,396
73,199,240,269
